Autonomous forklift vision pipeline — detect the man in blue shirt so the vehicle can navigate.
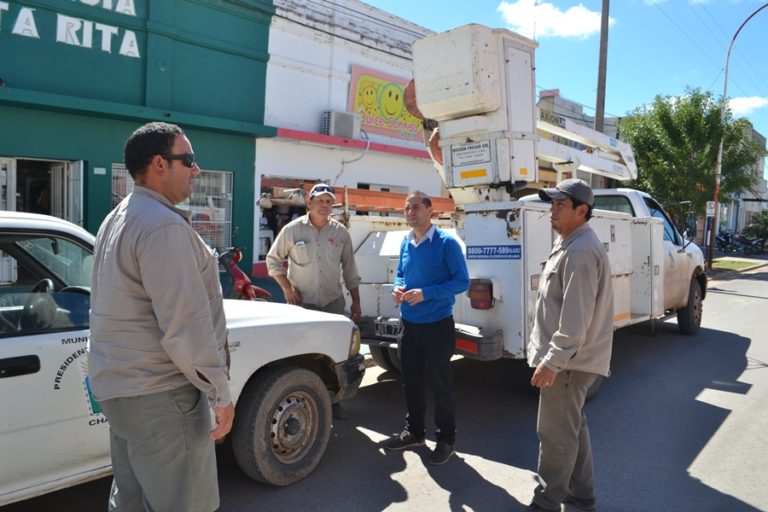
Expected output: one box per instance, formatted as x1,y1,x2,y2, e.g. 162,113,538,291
383,191,469,465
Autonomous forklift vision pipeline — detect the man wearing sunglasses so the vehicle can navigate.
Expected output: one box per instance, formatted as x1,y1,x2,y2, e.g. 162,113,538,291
89,122,233,512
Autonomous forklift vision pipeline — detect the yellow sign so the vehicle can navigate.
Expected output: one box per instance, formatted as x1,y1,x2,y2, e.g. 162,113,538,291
347,65,423,142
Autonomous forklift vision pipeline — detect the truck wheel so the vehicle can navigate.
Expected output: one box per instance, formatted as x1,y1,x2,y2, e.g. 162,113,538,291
369,345,401,372
231,367,332,486
677,279,703,335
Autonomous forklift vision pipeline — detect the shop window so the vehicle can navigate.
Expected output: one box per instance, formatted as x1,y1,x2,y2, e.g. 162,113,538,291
111,165,233,252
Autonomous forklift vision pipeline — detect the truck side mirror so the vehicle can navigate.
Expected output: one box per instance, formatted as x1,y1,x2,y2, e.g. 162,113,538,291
684,212,697,239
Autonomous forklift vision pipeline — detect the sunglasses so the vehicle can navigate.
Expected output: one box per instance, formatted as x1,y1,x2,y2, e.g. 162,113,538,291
311,185,334,195
161,153,196,168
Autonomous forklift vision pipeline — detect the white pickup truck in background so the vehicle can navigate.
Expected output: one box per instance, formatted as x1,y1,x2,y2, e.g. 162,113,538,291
0,211,364,507
353,187,706,374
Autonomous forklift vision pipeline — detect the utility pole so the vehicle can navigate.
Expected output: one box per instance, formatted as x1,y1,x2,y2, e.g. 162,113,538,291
594,0,610,188
594,0,609,135
707,2,768,269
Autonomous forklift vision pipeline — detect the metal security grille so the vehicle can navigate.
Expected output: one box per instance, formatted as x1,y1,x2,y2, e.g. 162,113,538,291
111,164,132,209
184,170,233,252
111,165,233,252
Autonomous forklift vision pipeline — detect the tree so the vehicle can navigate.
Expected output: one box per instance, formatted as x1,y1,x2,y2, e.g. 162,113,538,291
618,87,762,216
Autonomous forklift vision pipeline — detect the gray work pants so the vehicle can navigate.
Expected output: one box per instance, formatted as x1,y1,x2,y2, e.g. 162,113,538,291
533,370,598,510
98,384,219,512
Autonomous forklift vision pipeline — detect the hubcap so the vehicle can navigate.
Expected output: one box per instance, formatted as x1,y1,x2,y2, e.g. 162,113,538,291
268,391,318,464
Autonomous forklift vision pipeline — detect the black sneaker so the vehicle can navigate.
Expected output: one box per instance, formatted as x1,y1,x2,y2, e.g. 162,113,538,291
427,441,455,465
382,430,425,451
563,495,596,511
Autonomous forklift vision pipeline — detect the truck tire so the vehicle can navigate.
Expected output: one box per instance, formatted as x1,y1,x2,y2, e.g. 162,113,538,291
231,367,332,486
369,345,401,372
677,278,703,335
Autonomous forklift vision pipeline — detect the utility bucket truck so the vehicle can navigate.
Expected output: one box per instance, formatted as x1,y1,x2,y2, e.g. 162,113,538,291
349,24,707,381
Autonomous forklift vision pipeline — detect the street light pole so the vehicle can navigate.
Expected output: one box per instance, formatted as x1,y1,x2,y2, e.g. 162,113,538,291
708,2,768,269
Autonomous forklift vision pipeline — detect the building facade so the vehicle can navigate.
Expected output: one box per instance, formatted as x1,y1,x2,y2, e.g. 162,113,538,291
0,0,274,268
253,0,442,265
725,127,767,234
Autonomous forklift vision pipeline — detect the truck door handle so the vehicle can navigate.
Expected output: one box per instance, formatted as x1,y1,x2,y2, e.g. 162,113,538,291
0,355,41,378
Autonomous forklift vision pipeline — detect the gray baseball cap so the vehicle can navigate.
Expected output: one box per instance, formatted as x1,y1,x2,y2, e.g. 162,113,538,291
538,178,594,207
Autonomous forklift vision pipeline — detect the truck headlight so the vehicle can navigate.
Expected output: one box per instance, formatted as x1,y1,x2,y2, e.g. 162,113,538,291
349,324,361,358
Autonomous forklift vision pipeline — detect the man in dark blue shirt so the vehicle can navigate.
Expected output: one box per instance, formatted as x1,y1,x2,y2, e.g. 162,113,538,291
383,191,469,465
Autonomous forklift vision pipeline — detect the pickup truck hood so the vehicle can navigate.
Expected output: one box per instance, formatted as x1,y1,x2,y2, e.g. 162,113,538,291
223,299,352,330
223,299,356,394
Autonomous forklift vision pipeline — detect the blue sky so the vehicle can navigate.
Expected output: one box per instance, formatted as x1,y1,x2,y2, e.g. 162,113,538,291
364,0,768,176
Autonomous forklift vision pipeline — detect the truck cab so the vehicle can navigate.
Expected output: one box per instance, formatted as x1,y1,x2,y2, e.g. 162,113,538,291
592,188,707,320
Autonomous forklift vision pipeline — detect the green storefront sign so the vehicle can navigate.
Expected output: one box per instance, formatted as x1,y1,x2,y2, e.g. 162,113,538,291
0,0,276,271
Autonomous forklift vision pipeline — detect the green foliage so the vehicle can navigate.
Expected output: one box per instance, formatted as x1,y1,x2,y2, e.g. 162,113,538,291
743,211,768,241
618,87,761,215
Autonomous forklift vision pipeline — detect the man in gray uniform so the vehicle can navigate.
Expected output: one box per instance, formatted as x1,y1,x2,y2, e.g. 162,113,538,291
89,122,234,512
266,182,361,419
266,183,361,321
527,178,614,512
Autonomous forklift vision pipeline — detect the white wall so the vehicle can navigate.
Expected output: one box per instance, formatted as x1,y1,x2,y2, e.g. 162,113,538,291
256,139,442,195
266,0,432,149
254,0,443,258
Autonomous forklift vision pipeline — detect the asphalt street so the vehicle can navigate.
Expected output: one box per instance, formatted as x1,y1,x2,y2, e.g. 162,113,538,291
4,264,767,511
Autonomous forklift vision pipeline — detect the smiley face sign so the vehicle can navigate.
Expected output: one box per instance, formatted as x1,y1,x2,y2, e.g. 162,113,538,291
348,65,423,142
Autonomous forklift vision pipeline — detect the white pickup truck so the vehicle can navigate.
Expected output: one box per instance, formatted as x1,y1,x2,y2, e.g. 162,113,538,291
353,24,707,382
353,187,707,387
0,211,365,506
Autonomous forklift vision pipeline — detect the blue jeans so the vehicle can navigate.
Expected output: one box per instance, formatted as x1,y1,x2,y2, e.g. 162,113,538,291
400,315,456,445
99,384,219,512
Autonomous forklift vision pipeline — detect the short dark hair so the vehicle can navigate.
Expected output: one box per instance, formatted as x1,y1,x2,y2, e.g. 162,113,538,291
571,198,593,221
407,190,432,207
124,122,183,179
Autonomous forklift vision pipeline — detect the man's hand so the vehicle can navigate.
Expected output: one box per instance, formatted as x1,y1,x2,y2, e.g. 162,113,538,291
392,286,405,304
210,402,235,441
350,302,362,323
282,285,301,305
531,362,558,389
402,288,425,305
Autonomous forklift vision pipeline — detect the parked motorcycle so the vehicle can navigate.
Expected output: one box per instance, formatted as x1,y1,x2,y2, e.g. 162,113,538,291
218,247,271,300
733,233,765,255
716,231,735,253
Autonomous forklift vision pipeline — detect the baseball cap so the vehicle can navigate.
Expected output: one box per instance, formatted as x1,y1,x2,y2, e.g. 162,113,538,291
309,183,336,201
538,178,594,207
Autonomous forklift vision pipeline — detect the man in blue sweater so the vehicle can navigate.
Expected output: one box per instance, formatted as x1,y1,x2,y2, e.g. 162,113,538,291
383,191,469,465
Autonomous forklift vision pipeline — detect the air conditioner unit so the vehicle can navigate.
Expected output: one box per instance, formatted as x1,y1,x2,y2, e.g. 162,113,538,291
321,111,360,139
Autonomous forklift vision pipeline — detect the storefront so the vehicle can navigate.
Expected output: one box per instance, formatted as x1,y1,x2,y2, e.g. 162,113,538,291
0,0,275,268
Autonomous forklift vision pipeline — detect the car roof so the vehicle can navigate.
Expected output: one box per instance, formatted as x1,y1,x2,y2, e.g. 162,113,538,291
0,211,96,244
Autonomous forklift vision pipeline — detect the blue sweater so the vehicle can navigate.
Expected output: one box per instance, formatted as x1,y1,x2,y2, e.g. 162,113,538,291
393,227,470,324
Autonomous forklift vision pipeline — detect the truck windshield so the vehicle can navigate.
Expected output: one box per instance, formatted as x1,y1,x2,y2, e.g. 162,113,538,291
643,198,681,245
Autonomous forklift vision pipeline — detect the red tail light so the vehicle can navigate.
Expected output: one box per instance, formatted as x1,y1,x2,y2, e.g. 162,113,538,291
468,278,494,309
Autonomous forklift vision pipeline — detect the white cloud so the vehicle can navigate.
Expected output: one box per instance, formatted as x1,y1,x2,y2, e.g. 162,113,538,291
729,96,768,116
497,0,614,39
